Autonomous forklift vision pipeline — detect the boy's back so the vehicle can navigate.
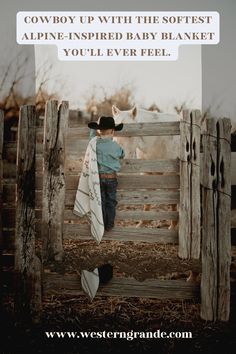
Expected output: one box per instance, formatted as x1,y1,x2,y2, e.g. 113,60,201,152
90,129,124,173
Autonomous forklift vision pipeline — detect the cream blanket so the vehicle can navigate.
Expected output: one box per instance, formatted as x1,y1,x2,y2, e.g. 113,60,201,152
81,268,99,301
73,136,104,243
73,136,104,300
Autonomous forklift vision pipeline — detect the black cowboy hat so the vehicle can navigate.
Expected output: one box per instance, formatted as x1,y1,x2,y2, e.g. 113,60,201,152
88,116,123,131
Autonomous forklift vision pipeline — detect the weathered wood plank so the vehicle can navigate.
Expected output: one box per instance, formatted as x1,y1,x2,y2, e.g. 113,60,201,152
2,208,179,226
12,111,90,131
36,174,180,190
43,273,200,300
66,122,180,137
42,101,68,262
4,141,43,159
15,105,41,322
11,122,179,145
63,209,179,221
190,110,201,258
35,189,180,207
15,105,36,272
61,224,178,244
179,110,201,259
0,155,179,179
217,118,231,321
200,118,218,321
3,160,16,178
201,118,231,322
179,110,191,258
2,177,16,185
11,121,180,154
36,157,180,174
39,111,91,126
116,158,177,174
64,139,88,156
3,142,17,161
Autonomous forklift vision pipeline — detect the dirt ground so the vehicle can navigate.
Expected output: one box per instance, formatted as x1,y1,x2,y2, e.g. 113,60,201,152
2,239,236,354
57,203,201,280
49,240,201,281
2,199,236,354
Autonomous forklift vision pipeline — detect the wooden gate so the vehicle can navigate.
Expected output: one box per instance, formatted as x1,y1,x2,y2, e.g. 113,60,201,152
0,101,232,322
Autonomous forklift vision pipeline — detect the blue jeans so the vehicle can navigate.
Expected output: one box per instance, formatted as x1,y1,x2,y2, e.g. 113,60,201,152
100,178,118,230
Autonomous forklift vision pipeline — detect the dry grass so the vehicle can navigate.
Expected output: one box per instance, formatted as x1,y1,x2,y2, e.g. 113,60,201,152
60,240,200,282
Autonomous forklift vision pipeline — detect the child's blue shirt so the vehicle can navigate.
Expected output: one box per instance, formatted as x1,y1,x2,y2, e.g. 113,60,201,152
89,129,125,173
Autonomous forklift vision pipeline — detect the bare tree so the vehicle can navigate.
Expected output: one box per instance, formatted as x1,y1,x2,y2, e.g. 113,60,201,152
0,55,61,140
85,84,135,119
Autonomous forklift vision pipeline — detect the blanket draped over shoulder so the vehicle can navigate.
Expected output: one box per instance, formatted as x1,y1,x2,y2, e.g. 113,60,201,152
73,136,104,300
73,136,104,243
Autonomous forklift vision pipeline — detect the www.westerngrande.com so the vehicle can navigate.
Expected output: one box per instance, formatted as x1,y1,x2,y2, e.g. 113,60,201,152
45,330,192,341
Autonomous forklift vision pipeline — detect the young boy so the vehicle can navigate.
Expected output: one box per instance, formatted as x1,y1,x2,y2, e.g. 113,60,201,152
88,116,125,231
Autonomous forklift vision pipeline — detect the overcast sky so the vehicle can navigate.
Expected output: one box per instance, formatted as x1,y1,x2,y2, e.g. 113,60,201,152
35,44,201,112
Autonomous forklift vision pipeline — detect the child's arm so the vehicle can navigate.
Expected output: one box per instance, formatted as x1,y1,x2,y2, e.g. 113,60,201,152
89,129,97,141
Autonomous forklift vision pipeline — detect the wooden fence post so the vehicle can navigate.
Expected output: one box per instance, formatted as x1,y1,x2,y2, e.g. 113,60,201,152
42,101,68,262
200,118,231,321
179,110,201,259
15,105,42,322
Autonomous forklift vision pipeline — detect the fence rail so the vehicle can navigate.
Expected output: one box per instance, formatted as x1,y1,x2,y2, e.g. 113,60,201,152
43,274,199,300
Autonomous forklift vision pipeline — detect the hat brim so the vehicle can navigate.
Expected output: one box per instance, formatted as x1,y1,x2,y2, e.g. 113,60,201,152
88,122,99,129
88,122,123,131
114,123,123,131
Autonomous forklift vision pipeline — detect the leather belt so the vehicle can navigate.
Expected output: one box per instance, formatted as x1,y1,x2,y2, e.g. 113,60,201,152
99,173,117,179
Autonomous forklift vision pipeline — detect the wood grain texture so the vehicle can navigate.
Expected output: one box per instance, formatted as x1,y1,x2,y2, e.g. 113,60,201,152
190,110,201,258
200,118,218,321
36,189,180,208
14,105,41,321
15,105,36,272
179,110,191,259
2,208,179,225
43,273,200,300
61,224,178,244
4,158,180,177
63,122,180,138
41,101,68,262
36,157,180,174
36,174,180,190
179,110,201,259
64,209,179,221
200,118,231,321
